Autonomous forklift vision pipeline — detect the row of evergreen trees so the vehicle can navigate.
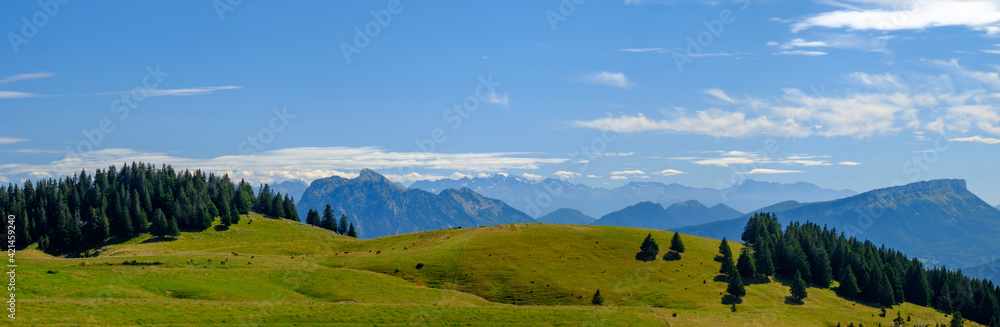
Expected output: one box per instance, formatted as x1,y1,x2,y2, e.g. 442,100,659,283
304,204,357,238
737,213,1000,326
0,163,302,254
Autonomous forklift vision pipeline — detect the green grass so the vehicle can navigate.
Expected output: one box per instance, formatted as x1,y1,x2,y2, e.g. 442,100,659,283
16,214,981,326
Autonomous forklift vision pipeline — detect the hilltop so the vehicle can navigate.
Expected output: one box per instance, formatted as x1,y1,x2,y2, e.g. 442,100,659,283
21,214,980,326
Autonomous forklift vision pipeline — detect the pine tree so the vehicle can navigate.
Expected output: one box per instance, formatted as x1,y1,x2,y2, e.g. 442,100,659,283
591,290,604,305
719,238,736,275
322,205,335,231
636,233,659,262
86,208,110,244
904,260,931,306
737,246,757,279
150,209,168,237
876,270,896,307
670,232,685,253
219,201,232,227
839,267,860,298
951,311,964,327
791,270,808,301
338,214,348,235
727,271,746,299
228,203,240,225
129,193,148,233
347,223,357,238
166,216,180,238
306,209,320,226
755,244,775,277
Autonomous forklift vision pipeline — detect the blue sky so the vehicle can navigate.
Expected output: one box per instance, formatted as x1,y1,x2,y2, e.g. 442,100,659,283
2,0,1000,204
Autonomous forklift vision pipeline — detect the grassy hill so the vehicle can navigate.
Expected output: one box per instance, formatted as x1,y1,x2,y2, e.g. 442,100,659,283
20,214,979,326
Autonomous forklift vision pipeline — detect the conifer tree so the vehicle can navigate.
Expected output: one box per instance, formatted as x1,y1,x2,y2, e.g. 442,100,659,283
85,208,110,244
347,223,357,238
719,238,736,274
636,233,659,262
755,243,775,277
150,209,169,237
322,205,335,231
166,216,180,238
305,209,320,226
592,290,604,305
839,267,860,298
791,270,808,301
338,214,349,235
952,311,964,327
670,232,685,253
727,271,746,299
737,246,757,279
130,192,148,233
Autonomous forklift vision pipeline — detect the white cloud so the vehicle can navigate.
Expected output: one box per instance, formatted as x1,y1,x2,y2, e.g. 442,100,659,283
610,175,628,180
0,176,8,183
776,50,828,56
8,149,64,154
792,0,1000,35
617,48,670,53
586,174,600,178
775,38,829,49
838,161,863,166
0,147,568,186
484,92,510,110
572,112,796,138
676,151,839,167
653,169,686,176
924,58,1000,89
0,91,40,99
555,171,580,179
849,72,907,91
97,86,242,97
704,88,736,104
580,71,634,90
949,135,1000,144
611,170,646,175
0,72,53,84
593,152,635,157
0,137,28,144
521,173,544,180
739,168,804,174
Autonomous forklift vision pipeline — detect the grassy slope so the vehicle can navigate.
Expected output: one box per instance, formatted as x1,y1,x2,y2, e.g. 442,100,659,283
19,215,979,326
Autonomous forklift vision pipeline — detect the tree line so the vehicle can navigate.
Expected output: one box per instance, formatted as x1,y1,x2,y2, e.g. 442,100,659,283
0,163,322,255
733,212,1000,326
304,204,356,237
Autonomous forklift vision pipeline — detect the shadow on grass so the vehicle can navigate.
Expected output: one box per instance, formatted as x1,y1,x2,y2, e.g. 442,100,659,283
662,251,682,261
784,296,804,305
140,236,178,244
721,295,743,305
214,225,230,231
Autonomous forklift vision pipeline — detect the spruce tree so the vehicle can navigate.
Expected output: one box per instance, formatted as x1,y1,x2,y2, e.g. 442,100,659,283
737,246,757,279
791,270,808,301
755,244,775,277
727,271,746,299
219,201,232,227
904,260,931,306
322,205,335,231
130,190,148,233
306,209,320,226
592,290,604,305
719,238,736,275
86,208,110,244
347,223,357,238
338,214,349,235
150,209,168,237
839,267,860,298
876,270,896,307
670,232,685,253
166,216,180,238
951,311,964,327
636,233,659,262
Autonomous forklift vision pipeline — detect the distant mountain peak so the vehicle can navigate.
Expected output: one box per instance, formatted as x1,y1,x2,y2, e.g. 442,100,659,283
356,168,385,181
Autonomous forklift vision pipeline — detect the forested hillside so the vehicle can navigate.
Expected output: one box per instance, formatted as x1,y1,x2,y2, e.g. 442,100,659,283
0,163,299,254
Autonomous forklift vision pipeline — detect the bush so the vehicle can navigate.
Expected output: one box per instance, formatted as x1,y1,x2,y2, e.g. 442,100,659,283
415,263,424,269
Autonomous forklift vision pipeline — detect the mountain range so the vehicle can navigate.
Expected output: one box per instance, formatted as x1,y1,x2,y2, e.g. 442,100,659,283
591,200,742,230
410,175,856,218
271,179,309,202
677,179,1000,270
296,169,534,239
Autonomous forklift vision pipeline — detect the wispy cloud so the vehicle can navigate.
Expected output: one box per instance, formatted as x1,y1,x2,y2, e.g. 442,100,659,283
776,50,828,56
0,137,28,145
484,92,510,110
7,149,65,154
580,71,633,90
949,135,1000,144
653,169,685,176
611,170,646,175
617,48,670,53
704,88,736,104
672,151,839,167
0,72,53,84
838,161,863,166
0,91,40,99
97,86,242,97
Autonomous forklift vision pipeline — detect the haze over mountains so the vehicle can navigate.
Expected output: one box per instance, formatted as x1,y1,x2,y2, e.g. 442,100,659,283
592,200,742,230
410,175,856,218
677,179,1000,271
